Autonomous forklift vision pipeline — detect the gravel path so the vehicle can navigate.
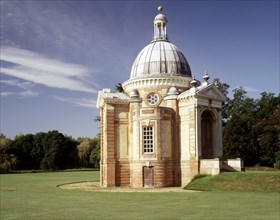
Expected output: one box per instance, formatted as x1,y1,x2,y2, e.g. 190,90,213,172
59,182,197,192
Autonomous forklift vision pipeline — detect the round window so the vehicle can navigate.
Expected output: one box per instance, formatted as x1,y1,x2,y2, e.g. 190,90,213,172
147,93,159,105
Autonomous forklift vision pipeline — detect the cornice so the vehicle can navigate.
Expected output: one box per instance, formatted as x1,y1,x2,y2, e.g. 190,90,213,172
122,76,191,93
104,98,130,105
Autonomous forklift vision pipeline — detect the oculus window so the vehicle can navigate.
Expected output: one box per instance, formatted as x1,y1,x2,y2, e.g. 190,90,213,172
147,93,159,105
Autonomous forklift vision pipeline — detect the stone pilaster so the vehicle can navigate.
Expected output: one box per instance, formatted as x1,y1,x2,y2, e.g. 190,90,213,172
101,104,116,187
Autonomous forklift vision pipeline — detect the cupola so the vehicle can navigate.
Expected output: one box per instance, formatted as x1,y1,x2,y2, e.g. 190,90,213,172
122,7,193,93
153,6,168,41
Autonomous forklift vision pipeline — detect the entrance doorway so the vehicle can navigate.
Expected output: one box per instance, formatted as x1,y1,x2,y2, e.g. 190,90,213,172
201,110,214,159
143,166,154,188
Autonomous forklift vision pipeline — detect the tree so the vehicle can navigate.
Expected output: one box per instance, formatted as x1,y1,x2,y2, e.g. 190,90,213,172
223,87,257,166
213,78,230,98
253,92,280,166
89,136,100,168
40,130,78,170
223,88,280,167
0,134,18,171
0,134,12,150
31,132,46,169
94,116,100,122
213,78,230,126
77,138,95,167
115,83,124,92
10,134,35,169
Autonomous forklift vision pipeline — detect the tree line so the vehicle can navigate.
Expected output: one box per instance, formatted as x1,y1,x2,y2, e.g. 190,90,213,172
0,130,100,172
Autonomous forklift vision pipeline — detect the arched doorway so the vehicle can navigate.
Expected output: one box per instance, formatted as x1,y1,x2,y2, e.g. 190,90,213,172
201,110,214,159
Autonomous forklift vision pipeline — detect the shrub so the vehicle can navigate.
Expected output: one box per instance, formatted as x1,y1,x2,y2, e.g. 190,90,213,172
274,151,280,169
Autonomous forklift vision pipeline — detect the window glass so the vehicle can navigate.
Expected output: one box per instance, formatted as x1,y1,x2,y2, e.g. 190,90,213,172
143,126,154,153
147,93,159,105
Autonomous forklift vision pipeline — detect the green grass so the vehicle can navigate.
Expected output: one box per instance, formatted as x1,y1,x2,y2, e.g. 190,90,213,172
1,170,279,220
246,166,279,172
185,171,280,192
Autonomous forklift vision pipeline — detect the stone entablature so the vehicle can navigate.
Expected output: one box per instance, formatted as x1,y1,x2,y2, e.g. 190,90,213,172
122,76,192,93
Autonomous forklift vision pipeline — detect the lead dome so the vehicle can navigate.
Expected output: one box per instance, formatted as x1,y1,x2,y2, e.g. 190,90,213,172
130,41,192,78
129,7,192,80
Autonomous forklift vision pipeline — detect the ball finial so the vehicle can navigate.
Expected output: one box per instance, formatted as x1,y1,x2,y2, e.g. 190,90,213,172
157,6,163,12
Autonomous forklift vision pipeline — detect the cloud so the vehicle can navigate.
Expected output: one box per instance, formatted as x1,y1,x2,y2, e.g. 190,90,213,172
232,86,260,93
1,1,132,79
0,79,39,97
54,96,96,109
0,47,97,93
1,79,34,90
243,86,259,92
1,90,39,98
1,92,14,97
1,2,111,59
20,90,40,97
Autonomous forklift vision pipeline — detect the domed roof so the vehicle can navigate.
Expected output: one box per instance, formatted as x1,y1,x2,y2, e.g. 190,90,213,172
129,7,192,80
130,41,192,79
154,13,167,23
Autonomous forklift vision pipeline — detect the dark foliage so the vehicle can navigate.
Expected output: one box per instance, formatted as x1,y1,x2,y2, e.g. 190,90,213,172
213,78,230,126
11,134,35,169
40,130,78,170
223,88,280,167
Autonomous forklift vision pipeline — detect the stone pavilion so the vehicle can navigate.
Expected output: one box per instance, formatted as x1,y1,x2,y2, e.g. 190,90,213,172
96,7,243,188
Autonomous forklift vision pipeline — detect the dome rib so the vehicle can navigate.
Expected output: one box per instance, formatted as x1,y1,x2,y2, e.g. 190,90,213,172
162,42,167,74
147,41,157,76
170,43,179,74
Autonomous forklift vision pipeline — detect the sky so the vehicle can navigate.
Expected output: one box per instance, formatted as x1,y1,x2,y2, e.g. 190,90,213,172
1,0,279,139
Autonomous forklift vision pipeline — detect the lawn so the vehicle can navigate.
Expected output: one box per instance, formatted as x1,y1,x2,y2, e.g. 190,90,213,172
1,170,279,220
185,171,280,192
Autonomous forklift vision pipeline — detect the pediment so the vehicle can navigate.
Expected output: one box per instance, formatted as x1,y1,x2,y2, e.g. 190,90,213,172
196,84,226,101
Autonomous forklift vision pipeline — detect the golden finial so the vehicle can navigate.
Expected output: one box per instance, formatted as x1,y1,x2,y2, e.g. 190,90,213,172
157,6,163,12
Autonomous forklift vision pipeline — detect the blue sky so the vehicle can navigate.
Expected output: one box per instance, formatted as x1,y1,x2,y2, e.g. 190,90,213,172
1,0,279,138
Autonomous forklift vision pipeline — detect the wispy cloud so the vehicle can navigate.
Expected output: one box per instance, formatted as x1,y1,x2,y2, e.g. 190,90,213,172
1,79,34,90
232,86,260,93
0,79,39,97
1,1,113,59
1,90,39,98
243,86,260,93
1,1,132,82
0,47,97,93
54,96,96,109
